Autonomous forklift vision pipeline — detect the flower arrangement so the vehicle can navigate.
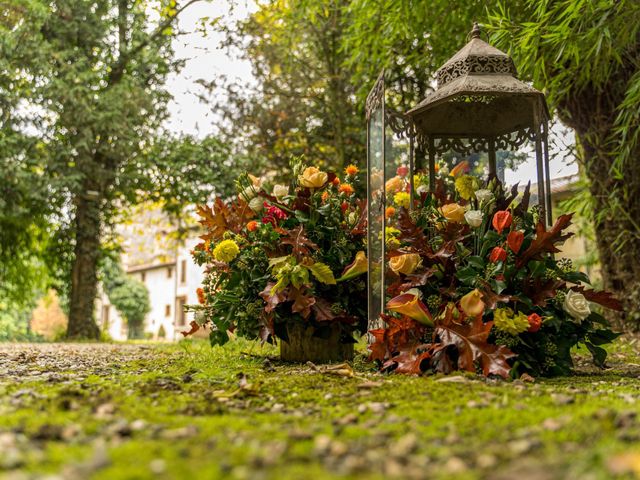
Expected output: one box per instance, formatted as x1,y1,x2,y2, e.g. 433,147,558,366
372,161,622,378
185,159,368,354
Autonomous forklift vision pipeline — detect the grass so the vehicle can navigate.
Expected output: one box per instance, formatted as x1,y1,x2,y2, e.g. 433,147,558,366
1,338,640,479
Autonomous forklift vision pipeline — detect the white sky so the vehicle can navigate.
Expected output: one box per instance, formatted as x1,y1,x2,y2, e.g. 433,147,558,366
165,1,578,184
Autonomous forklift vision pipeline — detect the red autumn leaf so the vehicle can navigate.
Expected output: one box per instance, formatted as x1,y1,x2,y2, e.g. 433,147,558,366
523,278,565,307
181,320,200,337
434,307,516,378
383,344,432,375
289,286,316,319
368,328,388,362
349,199,368,237
513,182,532,218
259,282,288,313
311,298,337,322
280,225,319,259
477,282,513,310
571,286,623,311
397,209,431,253
517,214,574,268
197,198,254,241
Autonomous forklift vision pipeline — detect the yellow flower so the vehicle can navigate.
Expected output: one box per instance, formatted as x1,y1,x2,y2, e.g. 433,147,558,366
344,164,359,176
455,175,477,200
212,239,240,263
460,289,485,317
440,203,466,223
385,227,401,249
337,251,367,281
493,307,529,335
389,254,422,275
298,166,328,188
394,192,411,209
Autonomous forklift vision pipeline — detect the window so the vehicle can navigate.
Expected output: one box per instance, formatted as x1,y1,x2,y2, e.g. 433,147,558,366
141,272,146,282
176,297,187,326
180,259,187,284
167,267,173,279
165,304,171,317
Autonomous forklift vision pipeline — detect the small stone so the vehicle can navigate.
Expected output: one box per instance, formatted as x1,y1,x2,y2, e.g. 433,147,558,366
476,454,497,469
509,438,540,455
160,425,198,440
390,433,418,457
288,429,312,440
324,393,333,400
313,435,332,455
443,456,467,473
330,441,348,457
149,459,166,474
0,448,24,469
436,375,470,384
334,413,358,426
551,393,574,406
130,419,148,431
95,403,116,418
271,403,285,413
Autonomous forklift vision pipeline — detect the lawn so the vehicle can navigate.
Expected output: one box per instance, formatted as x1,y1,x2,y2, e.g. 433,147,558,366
1,338,640,479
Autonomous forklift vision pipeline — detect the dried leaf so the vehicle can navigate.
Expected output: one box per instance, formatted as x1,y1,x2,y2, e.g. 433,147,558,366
289,286,316,319
280,225,319,259
181,321,200,337
571,286,623,311
517,214,574,267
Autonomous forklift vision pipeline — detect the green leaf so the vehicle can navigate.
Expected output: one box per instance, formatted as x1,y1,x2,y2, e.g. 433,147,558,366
307,262,336,285
585,341,607,368
209,329,229,346
268,256,291,268
588,329,621,346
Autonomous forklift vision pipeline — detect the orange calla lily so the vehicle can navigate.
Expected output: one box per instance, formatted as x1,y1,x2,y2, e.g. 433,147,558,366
337,251,367,281
386,293,433,326
460,289,485,317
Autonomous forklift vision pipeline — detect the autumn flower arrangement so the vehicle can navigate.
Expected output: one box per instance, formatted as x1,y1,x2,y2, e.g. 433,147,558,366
186,159,368,353
373,161,621,378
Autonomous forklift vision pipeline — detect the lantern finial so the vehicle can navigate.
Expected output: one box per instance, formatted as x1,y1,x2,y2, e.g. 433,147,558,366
470,22,481,39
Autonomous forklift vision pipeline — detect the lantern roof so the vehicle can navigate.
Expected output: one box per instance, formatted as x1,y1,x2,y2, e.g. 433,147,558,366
405,23,549,138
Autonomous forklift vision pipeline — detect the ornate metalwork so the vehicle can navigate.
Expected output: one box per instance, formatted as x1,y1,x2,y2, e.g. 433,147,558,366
365,71,385,120
436,56,517,87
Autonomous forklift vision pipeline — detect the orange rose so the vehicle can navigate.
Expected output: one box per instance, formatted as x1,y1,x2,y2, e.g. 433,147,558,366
386,293,433,326
441,203,466,223
389,253,422,275
460,289,485,317
385,176,404,194
246,220,258,232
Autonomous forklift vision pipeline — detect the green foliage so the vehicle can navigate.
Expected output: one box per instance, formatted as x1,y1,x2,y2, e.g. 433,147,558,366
210,0,364,173
101,257,150,340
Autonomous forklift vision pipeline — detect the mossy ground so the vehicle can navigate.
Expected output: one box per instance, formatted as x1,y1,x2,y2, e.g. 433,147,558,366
1,338,640,480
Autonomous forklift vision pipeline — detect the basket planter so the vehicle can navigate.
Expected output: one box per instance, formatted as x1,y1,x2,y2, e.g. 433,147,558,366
280,323,354,363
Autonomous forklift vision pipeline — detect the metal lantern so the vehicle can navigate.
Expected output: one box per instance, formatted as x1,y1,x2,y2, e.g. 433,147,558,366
366,23,552,328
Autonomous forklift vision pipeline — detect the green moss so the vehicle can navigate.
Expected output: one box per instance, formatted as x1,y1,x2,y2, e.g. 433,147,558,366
1,338,639,479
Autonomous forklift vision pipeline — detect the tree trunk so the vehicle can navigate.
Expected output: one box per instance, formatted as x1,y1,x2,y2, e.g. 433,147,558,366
66,192,101,339
560,81,640,327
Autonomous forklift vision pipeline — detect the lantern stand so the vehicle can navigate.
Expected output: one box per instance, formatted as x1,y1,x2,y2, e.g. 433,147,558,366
365,23,554,330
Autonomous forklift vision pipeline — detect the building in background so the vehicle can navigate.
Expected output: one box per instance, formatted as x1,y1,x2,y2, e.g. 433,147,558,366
96,204,205,341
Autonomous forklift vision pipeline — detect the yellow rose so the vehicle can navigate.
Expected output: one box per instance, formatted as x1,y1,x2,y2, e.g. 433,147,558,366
460,289,485,317
389,253,422,275
441,203,466,223
298,166,328,188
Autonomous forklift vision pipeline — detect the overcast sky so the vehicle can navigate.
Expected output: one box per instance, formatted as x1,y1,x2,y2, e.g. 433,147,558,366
164,1,578,184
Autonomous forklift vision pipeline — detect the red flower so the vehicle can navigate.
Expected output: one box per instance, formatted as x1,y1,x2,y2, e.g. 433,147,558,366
261,203,288,226
341,201,349,213
489,246,507,263
527,313,542,333
507,230,524,253
492,210,513,234
396,165,409,177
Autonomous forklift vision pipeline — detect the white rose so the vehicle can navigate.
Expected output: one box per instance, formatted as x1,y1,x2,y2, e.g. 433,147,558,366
563,290,591,323
475,189,494,204
348,211,358,224
416,185,429,195
464,210,483,228
438,165,450,176
248,197,264,213
272,184,289,201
